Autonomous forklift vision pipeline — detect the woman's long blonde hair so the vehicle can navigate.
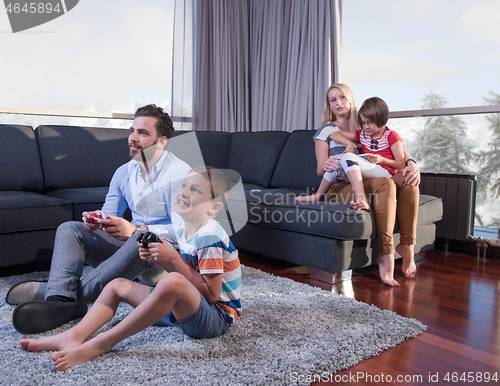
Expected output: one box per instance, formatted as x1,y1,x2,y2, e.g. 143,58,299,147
320,83,360,132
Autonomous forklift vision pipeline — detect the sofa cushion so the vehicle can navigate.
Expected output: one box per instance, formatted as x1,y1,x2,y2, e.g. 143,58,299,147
36,125,130,191
196,131,232,168
0,191,73,233
226,131,290,187
0,125,44,192
46,187,111,219
415,195,443,225
173,131,233,169
245,189,373,240
245,189,443,241
269,130,322,190
242,183,268,192
0,230,56,267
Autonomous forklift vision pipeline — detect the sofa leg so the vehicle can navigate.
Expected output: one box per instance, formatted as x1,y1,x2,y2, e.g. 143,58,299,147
310,269,352,285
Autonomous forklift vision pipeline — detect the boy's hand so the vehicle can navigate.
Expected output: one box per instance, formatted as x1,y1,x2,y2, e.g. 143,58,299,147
100,214,136,241
139,238,178,264
138,243,154,263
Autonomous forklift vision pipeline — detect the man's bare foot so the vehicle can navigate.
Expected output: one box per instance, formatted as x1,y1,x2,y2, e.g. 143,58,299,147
296,194,325,202
396,243,417,279
350,200,371,211
51,340,109,371
19,330,82,352
377,253,399,287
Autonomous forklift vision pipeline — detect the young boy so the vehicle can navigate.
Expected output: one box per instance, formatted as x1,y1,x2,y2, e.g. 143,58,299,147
19,166,241,371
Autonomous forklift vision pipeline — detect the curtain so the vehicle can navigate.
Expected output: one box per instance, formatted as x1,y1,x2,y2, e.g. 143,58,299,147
193,0,341,132
171,0,194,131
193,0,250,132
251,0,341,131
332,0,342,86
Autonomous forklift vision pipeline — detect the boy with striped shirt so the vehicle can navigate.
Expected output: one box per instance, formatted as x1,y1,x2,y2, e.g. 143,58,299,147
19,166,241,371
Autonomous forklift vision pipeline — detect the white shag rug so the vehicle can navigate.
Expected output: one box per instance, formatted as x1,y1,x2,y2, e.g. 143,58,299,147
0,266,426,385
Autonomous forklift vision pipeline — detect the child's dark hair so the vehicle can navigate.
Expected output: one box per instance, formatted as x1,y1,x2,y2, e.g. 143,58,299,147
191,166,232,202
358,97,389,128
135,104,174,139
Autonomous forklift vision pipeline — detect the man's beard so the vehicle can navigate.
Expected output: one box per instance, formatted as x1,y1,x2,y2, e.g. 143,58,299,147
129,139,158,159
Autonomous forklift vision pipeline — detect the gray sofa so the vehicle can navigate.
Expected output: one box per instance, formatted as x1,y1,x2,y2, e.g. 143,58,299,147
0,124,443,276
1,124,131,268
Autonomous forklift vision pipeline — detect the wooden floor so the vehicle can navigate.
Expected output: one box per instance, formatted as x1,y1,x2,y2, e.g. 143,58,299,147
239,250,500,386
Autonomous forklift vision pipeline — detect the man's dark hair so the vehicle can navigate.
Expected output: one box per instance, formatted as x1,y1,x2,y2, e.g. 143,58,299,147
135,104,174,139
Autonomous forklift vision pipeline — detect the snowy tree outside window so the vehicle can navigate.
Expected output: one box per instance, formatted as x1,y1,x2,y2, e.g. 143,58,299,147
414,92,473,175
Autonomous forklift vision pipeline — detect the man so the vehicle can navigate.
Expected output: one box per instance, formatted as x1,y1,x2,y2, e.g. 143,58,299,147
7,104,191,334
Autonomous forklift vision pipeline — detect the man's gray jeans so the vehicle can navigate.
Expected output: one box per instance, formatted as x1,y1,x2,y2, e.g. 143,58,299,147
45,221,154,302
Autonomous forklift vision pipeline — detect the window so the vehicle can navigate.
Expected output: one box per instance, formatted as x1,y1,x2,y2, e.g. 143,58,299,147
0,0,193,130
343,0,500,230
342,0,499,111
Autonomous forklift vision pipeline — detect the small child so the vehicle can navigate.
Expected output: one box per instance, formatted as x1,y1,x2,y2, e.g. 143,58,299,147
19,166,241,371
296,97,405,211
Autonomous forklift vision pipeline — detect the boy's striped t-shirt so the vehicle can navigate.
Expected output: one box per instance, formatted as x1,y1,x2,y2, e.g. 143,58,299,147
177,218,242,321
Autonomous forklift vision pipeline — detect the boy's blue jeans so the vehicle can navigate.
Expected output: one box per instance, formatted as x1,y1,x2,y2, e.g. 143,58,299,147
45,221,154,302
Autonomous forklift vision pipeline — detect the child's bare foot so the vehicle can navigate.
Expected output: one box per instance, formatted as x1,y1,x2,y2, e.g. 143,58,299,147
377,253,399,287
296,194,325,202
19,330,82,352
396,243,417,279
51,339,109,371
349,199,371,211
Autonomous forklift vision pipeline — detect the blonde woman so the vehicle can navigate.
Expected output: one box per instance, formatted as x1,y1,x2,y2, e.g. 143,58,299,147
311,84,419,286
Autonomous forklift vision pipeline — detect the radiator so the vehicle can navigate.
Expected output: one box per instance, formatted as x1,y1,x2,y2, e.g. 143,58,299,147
420,173,476,241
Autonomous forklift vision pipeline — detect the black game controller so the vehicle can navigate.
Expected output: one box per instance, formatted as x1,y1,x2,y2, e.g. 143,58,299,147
137,231,161,247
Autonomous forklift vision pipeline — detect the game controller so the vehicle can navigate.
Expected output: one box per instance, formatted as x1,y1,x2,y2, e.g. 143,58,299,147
137,232,173,248
137,232,161,247
84,212,109,228
87,215,103,224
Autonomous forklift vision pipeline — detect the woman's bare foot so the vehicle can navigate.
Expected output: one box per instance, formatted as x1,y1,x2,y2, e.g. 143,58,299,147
296,193,325,202
350,199,371,211
51,339,109,371
396,243,417,279
377,253,399,287
19,329,83,352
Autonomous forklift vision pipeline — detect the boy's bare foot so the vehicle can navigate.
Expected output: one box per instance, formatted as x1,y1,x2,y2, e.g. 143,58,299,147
296,194,324,202
377,254,399,287
51,340,108,371
19,330,82,352
350,200,371,211
396,243,417,279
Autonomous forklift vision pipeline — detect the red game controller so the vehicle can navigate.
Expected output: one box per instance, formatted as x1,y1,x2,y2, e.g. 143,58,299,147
85,212,109,228
87,215,103,224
